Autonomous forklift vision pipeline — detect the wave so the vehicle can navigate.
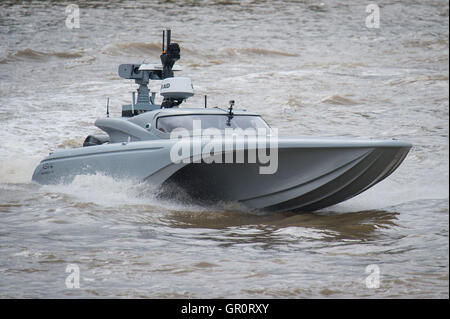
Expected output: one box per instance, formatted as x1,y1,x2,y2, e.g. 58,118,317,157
307,3,327,13
100,42,297,60
102,42,163,56
0,48,84,64
387,73,449,86
0,156,41,184
211,0,240,5
56,138,83,149
218,47,298,58
40,173,158,207
325,176,449,214
37,173,216,213
321,94,359,105
404,38,448,49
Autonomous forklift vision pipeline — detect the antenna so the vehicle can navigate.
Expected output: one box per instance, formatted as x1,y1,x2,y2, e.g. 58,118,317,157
228,100,235,115
160,29,180,79
226,100,234,126
204,95,207,108
162,30,165,53
106,97,110,117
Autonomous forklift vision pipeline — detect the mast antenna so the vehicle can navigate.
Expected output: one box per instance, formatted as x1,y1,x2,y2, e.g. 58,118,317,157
160,29,180,79
226,100,234,126
162,30,165,53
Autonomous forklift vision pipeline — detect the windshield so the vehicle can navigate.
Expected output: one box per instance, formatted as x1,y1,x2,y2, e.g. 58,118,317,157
156,114,270,133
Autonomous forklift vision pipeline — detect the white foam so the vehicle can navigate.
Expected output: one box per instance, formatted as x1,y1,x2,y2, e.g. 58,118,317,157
39,173,158,207
0,156,41,184
36,173,211,213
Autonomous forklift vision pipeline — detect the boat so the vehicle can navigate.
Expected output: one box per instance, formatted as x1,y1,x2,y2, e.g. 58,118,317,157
32,30,412,212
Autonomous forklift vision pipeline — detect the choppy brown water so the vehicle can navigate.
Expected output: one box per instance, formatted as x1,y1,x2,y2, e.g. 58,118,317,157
0,0,448,298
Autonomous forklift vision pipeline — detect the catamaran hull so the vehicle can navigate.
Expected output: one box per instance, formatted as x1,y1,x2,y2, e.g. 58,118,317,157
32,138,411,212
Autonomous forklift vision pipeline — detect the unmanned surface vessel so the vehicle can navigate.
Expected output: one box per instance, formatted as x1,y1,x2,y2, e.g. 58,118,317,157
32,30,412,212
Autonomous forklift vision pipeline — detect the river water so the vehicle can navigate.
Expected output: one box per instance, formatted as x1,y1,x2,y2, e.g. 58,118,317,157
0,0,448,298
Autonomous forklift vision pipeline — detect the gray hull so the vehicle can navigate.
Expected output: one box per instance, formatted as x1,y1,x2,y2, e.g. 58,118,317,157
32,137,411,212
